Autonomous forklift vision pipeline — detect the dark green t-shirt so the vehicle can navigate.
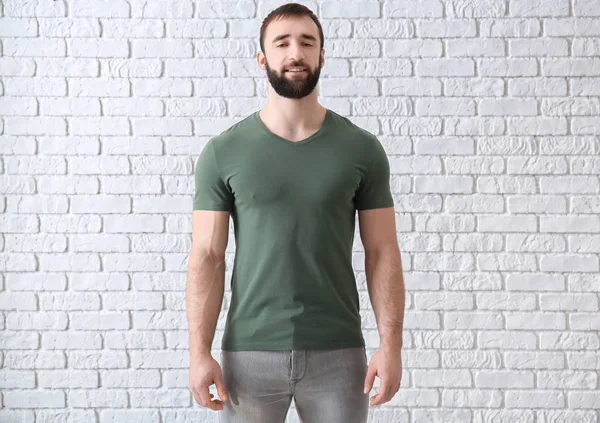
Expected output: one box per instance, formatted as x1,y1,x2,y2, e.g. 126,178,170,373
193,108,394,351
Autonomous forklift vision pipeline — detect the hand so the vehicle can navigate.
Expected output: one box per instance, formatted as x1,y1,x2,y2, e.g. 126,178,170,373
363,347,402,406
189,353,229,411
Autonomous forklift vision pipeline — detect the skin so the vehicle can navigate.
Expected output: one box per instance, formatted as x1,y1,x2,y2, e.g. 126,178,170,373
256,15,328,142
358,207,405,406
187,211,230,411
188,14,405,412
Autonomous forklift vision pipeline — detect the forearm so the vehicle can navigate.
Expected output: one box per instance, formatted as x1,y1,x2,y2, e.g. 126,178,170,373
364,244,406,351
186,250,226,360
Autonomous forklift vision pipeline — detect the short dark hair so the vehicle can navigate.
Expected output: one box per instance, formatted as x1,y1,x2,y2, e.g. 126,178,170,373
259,2,324,54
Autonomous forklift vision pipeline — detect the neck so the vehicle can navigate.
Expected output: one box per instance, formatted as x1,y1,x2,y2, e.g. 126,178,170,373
261,83,325,127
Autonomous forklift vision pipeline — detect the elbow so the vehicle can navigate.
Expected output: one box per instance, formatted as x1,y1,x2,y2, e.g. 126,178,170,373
201,247,226,266
365,242,399,262
188,245,226,272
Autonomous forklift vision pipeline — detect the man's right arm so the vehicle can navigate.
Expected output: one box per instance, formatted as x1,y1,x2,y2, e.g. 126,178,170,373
186,209,230,360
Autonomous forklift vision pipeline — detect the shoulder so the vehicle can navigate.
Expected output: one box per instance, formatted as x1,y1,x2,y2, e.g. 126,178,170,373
209,112,256,152
328,109,386,157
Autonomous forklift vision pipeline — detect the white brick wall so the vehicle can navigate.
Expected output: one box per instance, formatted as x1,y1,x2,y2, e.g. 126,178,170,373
1,0,600,422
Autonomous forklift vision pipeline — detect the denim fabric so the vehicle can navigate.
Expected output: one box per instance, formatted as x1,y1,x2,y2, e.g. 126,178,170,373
219,347,369,423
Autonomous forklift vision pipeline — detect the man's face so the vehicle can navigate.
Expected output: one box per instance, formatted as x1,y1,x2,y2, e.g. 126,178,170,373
263,17,323,99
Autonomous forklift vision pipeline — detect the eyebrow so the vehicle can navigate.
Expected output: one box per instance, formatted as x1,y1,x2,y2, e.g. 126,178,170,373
271,33,318,44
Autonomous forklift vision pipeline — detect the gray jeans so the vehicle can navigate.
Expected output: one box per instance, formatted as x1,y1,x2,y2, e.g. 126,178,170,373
219,347,369,423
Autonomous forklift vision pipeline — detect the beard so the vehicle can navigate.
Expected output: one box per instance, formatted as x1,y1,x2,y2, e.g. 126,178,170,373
265,59,321,99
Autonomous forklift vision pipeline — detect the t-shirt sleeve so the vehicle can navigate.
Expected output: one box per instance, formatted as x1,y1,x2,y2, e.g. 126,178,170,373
193,139,234,211
354,137,394,211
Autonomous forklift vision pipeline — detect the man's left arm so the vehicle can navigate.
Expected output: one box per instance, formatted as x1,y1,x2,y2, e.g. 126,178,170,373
358,206,405,405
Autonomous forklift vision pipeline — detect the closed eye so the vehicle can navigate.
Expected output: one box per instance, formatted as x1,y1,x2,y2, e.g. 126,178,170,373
277,43,313,47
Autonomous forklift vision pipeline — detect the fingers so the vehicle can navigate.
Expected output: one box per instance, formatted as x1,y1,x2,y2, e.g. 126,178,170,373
369,382,390,406
214,370,229,402
363,365,376,394
369,379,399,406
191,390,203,408
194,384,226,411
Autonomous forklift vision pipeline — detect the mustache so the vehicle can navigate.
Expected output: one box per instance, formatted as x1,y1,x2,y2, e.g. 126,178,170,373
283,66,309,71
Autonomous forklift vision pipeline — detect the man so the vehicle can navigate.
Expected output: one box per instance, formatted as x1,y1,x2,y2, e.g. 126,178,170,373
186,3,405,422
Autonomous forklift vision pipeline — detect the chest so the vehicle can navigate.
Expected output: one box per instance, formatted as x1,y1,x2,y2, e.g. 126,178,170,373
226,147,361,208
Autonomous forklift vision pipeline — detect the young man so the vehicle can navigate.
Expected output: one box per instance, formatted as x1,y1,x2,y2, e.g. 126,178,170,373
186,3,405,422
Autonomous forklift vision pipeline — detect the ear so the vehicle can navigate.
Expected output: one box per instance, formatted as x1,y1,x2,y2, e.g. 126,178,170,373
257,51,266,70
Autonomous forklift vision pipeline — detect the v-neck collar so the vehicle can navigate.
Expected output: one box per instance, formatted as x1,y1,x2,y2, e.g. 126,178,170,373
254,108,330,146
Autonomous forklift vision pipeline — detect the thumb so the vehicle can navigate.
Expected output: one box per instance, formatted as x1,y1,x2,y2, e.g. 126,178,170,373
214,372,229,401
363,364,376,394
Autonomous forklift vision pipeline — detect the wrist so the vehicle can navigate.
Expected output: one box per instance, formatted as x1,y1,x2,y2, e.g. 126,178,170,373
380,341,403,352
190,348,213,361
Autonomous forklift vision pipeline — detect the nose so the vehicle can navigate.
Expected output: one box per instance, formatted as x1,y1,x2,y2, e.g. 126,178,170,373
288,42,305,63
